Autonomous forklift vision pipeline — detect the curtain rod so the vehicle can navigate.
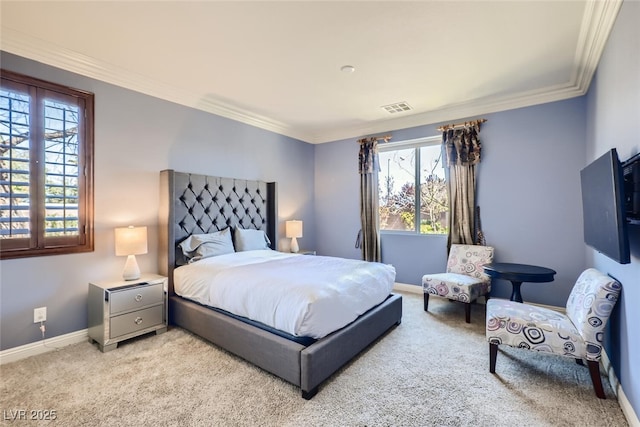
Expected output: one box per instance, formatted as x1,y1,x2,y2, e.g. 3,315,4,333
358,134,392,143
437,119,487,132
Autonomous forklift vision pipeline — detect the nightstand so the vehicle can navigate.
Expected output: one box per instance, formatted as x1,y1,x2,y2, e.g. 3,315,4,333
88,274,167,352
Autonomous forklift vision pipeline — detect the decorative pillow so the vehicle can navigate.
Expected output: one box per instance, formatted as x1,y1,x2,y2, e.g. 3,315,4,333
233,228,271,251
179,228,235,262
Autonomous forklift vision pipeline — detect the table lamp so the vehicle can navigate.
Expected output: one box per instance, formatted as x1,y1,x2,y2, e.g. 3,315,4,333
115,226,148,280
285,220,303,253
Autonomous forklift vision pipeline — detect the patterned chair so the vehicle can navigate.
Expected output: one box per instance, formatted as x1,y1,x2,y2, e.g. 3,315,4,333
422,244,495,323
486,268,622,399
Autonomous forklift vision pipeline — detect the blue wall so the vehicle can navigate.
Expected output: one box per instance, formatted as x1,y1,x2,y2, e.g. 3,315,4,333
0,52,316,351
315,97,587,307
585,0,640,417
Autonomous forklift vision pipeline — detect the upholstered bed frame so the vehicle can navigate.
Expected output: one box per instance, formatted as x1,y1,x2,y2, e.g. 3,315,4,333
159,169,402,399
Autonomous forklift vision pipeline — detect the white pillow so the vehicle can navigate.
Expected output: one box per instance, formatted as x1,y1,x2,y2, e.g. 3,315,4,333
233,228,271,251
179,228,235,262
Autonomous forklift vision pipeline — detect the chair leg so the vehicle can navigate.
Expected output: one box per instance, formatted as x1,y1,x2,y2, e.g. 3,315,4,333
587,360,606,399
465,303,471,323
423,293,429,312
489,343,498,373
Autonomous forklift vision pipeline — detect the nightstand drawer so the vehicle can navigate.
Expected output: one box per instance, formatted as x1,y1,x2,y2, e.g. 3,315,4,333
110,305,164,338
110,283,163,315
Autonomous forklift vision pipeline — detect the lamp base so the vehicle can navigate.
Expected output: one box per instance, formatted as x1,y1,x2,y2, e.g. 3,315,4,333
122,255,141,280
290,237,299,253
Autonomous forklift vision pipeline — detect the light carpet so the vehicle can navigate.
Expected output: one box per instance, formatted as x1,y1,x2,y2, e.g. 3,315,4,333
0,291,628,426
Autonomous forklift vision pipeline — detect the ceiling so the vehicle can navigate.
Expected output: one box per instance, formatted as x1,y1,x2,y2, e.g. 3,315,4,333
0,1,622,144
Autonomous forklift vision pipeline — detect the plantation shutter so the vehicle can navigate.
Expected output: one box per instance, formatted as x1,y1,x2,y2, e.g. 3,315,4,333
1,72,92,257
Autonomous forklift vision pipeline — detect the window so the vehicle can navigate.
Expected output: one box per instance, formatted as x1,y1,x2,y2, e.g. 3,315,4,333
379,136,448,234
1,70,94,259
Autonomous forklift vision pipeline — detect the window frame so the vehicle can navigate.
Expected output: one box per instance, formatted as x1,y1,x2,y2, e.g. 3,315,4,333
0,69,94,259
378,135,447,235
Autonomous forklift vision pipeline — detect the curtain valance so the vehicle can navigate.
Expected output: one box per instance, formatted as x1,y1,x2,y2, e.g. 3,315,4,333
443,123,482,167
358,137,379,174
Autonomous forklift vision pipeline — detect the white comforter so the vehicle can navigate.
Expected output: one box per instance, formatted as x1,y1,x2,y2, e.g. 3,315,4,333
174,250,395,339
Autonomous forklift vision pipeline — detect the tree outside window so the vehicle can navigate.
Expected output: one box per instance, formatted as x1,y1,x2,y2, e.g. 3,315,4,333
379,137,448,234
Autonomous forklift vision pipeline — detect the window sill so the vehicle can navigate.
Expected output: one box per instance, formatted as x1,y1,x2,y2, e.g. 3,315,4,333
380,231,448,238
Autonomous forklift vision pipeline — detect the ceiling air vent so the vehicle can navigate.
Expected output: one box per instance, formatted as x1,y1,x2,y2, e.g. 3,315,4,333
381,102,412,114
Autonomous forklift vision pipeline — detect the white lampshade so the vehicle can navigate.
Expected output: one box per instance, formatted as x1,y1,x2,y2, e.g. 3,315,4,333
285,220,303,238
115,226,148,255
115,226,147,280
286,220,303,253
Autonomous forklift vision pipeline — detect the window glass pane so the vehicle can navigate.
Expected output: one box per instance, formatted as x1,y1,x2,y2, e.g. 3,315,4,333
379,148,416,231
419,145,448,234
43,99,80,237
378,138,449,235
0,89,31,238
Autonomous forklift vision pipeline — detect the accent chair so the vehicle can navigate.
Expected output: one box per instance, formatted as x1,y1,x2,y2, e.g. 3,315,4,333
422,244,495,323
486,268,622,399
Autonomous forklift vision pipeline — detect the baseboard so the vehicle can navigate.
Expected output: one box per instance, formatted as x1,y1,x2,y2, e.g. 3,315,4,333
393,282,421,294
0,329,88,365
394,282,639,426
393,283,566,311
602,349,640,427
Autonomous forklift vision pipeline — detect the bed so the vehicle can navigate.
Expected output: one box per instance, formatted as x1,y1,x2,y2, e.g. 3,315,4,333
159,169,403,399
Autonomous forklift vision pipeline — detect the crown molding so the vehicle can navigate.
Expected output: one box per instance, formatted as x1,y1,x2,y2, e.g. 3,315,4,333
1,0,622,145
572,0,623,93
0,28,309,143
310,81,585,143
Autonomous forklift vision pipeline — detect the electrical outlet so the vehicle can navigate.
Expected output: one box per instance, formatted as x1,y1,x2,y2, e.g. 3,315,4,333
33,307,47,323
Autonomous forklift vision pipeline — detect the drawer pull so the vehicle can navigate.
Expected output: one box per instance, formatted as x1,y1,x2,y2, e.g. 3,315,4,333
135,294,143,302
134,317,143,325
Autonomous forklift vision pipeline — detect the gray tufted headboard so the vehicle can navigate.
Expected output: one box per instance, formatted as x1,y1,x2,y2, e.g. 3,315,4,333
159,169,277,295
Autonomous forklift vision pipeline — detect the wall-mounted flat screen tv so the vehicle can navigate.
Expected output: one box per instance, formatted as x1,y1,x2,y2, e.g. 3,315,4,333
580,148,630,264
623,152,640,224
